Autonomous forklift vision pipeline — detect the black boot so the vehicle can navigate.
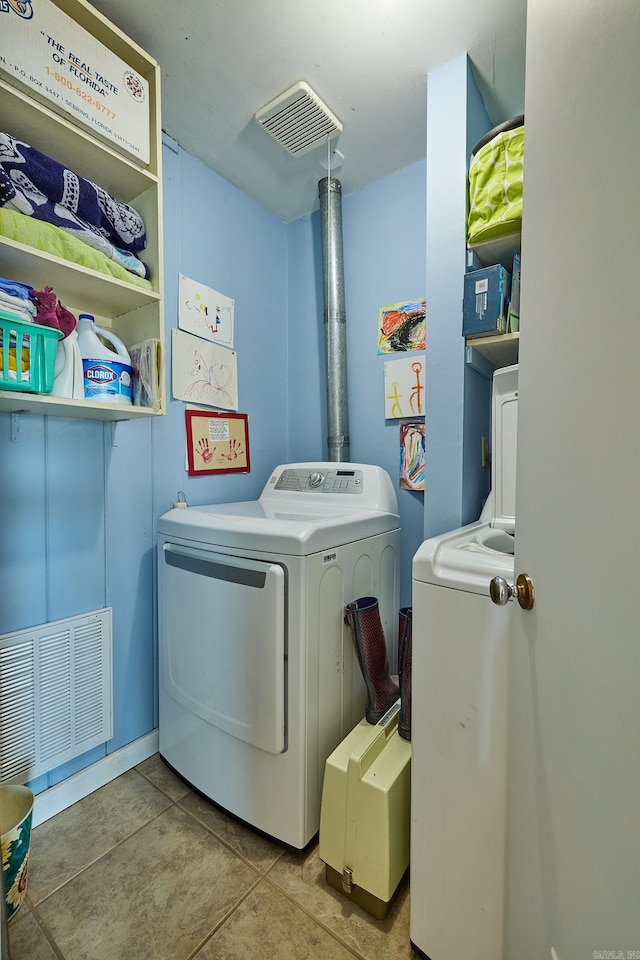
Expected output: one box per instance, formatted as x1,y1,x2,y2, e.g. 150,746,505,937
344,597,400,724
398,607,412,741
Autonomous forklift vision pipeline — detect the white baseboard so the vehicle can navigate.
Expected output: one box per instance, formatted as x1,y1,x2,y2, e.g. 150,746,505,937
32,730,159,827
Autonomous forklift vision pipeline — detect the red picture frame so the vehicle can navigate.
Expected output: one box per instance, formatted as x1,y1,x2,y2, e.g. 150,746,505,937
185,410,250,476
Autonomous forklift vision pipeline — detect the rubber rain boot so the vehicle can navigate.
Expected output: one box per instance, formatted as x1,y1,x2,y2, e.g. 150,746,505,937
398,607,412,741
344,596,400,724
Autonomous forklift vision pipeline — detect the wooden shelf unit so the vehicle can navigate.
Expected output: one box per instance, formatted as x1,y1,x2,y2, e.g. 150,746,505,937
465,332,519,368
0,0,164,420
465,230,521,368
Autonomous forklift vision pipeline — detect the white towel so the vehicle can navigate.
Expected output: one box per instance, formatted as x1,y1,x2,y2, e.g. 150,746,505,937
0,289,36,319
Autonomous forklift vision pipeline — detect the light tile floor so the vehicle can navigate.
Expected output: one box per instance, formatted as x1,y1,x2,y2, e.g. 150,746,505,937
8,754,414,960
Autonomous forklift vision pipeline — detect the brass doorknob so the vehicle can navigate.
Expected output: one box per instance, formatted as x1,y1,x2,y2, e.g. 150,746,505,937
489,573,535,610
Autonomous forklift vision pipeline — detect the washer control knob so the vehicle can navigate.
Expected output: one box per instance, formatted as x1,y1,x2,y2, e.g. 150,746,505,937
309,471,324,489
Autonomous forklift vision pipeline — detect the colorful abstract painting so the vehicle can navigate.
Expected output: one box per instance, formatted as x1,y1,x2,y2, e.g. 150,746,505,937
377,299,426,354
399,421,425,491
384,356,424,419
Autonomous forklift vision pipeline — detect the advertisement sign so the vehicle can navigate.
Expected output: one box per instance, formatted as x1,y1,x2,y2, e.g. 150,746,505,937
0,0,150,164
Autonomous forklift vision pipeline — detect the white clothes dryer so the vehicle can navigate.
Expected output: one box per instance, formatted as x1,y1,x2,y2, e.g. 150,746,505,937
158,462,400,849
410,365,518,960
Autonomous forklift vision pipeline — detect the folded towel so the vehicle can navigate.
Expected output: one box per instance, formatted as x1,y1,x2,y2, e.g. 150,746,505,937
0,208,153,291
0,344,30,376
0,289,37,317
0,302,34,325
0,132,146,252
0,276,34,300
0,166,150,280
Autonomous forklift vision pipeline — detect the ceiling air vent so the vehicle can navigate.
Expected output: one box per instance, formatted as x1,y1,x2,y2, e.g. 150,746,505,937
255,81,342,158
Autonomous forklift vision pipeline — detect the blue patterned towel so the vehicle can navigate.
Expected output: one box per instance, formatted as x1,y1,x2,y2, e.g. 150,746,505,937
0,132,146,252
0,168,150,281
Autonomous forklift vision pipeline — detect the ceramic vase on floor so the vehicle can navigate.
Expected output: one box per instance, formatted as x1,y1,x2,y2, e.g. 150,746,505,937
0,784,34,921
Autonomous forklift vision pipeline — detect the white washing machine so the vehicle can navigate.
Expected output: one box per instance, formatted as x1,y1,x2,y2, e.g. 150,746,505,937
410,365,518,960
158,462,400,849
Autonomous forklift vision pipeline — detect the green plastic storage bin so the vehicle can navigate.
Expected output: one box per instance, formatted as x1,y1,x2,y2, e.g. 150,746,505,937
468,116,524,244
0,309,62,394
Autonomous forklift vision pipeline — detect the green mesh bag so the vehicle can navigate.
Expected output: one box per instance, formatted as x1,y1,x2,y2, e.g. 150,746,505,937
467,117,524,244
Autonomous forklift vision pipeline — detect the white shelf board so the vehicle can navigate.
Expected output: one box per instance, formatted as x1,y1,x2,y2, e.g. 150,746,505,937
0,391,161,421
465,332,519,367
468,231,521,268
0,79,158,199
0,237,160,318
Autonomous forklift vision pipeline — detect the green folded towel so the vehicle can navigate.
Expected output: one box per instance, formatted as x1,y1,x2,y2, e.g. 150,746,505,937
0,208,153,291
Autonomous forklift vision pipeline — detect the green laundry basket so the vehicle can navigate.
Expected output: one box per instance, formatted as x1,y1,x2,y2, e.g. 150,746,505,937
0,309,62,394
467,115,524,244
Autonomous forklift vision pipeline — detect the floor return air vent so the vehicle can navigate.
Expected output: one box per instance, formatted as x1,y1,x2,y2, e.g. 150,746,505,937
0,609,113,784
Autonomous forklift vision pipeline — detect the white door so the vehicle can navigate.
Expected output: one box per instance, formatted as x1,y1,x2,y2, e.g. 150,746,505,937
505,1,640,957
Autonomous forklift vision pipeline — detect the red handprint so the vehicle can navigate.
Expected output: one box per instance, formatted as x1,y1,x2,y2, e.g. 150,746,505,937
197,437,213,464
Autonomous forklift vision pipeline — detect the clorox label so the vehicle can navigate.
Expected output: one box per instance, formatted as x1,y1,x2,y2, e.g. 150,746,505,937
82,359,133,402
86,364,118,383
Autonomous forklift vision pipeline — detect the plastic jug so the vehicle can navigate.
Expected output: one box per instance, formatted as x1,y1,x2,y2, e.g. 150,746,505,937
51,329,84,399
77,314,133,405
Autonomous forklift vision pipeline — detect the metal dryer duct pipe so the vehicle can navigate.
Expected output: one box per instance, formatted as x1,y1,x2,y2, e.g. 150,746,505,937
318,176,350,462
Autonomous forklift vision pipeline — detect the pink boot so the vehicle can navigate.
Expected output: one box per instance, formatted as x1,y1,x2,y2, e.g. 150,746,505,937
345,597,399,724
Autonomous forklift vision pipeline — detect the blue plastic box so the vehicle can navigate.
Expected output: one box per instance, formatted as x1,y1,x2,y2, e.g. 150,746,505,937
463,264,511,338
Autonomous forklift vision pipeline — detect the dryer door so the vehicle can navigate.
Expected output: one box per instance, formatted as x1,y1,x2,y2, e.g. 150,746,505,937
160,542,286,754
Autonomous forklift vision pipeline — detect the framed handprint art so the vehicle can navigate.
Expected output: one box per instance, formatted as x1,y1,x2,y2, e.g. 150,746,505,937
185,410,250,476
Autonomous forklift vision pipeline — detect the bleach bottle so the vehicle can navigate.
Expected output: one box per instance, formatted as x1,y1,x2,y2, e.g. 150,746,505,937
77,314,133,405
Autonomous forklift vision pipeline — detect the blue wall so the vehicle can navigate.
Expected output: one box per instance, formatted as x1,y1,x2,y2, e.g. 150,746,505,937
0,137,290,793
463,61,494,523
0,56,492,792
156,136,290,516
424,54,493,538
287,163,427,606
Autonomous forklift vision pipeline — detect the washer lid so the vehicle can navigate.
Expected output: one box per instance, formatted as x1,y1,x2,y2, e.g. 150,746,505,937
413,521,515,595
157,498,399,555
